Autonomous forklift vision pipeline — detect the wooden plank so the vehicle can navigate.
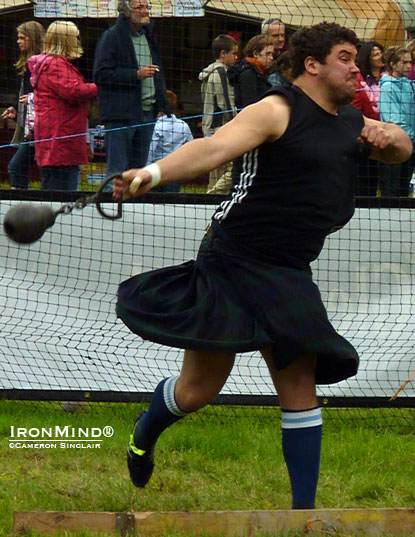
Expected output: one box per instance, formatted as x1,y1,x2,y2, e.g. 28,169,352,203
134,508,415,536
13,508,415,536
13,511,121,534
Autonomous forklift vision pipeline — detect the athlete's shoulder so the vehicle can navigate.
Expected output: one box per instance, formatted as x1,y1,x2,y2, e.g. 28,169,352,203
245,93,290,142
341,102,363,117
339,103,365,127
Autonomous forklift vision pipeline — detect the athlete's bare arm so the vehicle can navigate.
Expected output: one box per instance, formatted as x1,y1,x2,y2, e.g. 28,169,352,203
361,116,412,164
113,95,290,200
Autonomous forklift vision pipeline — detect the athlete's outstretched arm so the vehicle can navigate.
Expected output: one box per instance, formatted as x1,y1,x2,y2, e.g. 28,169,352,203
113,95,290,200
361,116,412,164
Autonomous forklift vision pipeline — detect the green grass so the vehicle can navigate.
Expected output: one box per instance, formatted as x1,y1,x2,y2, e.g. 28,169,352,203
1,180,95,192
0,180,208,194
0,401,414,537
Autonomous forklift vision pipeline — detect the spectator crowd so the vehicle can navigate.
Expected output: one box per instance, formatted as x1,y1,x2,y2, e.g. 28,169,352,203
2,0,415,196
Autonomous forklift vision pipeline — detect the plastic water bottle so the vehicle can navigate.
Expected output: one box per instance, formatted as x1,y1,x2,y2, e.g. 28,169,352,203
93,125,105,154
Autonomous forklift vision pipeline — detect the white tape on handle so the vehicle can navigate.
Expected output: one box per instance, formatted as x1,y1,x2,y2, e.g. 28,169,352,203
130,176,143,194
129,163,161,194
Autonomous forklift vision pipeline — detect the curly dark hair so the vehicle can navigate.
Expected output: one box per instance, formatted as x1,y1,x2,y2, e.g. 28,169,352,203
289,22,359,79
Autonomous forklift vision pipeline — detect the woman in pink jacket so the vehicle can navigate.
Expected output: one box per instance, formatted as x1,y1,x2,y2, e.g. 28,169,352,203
28,21,97,190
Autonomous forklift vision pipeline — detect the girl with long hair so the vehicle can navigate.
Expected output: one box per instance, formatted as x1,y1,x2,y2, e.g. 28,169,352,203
353,41,385,118
1,21,45,188
352,41,385,196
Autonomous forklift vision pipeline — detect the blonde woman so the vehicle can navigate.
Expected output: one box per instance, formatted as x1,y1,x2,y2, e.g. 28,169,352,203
1,21,44,188
28,21,97,190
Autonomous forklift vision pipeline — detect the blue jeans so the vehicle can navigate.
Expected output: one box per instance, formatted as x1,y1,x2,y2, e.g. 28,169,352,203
40,166,80,191
152,183,180,193
104,110,157,192
8,142,35,188
379,151,415,197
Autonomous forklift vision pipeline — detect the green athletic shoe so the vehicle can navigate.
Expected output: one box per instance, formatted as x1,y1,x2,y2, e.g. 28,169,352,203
127,412,155,488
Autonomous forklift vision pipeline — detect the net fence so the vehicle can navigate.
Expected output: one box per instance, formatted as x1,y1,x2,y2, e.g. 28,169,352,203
0,194,414,418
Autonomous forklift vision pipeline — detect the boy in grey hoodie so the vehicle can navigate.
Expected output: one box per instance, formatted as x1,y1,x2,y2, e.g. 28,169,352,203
199,34,238,193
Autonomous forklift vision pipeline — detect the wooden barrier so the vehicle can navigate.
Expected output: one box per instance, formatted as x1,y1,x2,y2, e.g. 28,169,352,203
13,508,415,536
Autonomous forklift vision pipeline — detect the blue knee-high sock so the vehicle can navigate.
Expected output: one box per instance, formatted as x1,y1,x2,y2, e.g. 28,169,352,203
133,376,188,451
281,407,322,509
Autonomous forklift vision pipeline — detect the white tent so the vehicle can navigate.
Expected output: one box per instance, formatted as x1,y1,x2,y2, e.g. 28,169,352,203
204,0,415,45
0,0,31,12
1,0,415,44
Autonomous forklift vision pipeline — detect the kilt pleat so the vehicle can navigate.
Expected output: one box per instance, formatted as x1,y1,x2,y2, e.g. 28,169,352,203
117,231,359,385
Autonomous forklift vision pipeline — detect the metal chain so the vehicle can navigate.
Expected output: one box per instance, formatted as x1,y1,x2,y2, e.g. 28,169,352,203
55,194,98,216
53,174,122,221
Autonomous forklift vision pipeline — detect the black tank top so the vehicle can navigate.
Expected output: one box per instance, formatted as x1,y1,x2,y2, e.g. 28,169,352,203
212,85,366,269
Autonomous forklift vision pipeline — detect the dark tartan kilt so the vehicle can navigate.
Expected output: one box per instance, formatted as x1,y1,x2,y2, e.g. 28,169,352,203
117,230,359,385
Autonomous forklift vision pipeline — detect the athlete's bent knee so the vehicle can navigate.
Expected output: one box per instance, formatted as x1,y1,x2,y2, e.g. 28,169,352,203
175,379,216,413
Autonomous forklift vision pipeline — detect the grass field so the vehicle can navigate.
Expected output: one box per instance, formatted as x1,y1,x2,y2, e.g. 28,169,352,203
0,179,209,194
0,401,414,536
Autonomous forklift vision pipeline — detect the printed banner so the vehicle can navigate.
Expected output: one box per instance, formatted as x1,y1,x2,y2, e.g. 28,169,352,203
150,0,203,16
34,0,117,17
174,0,203,17
34,0,203,17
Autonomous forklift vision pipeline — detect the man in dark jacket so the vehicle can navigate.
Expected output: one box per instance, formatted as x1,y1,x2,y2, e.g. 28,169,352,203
93,0,168,183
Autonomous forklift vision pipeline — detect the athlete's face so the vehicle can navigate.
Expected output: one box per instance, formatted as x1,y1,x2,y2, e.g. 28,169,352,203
317,42,359,106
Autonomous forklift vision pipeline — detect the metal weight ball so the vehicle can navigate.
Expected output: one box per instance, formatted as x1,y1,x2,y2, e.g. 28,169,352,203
3,204,57,244
3,173,123,245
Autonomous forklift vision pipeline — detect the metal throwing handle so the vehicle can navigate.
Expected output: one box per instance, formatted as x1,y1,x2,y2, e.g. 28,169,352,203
94,173,123,220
